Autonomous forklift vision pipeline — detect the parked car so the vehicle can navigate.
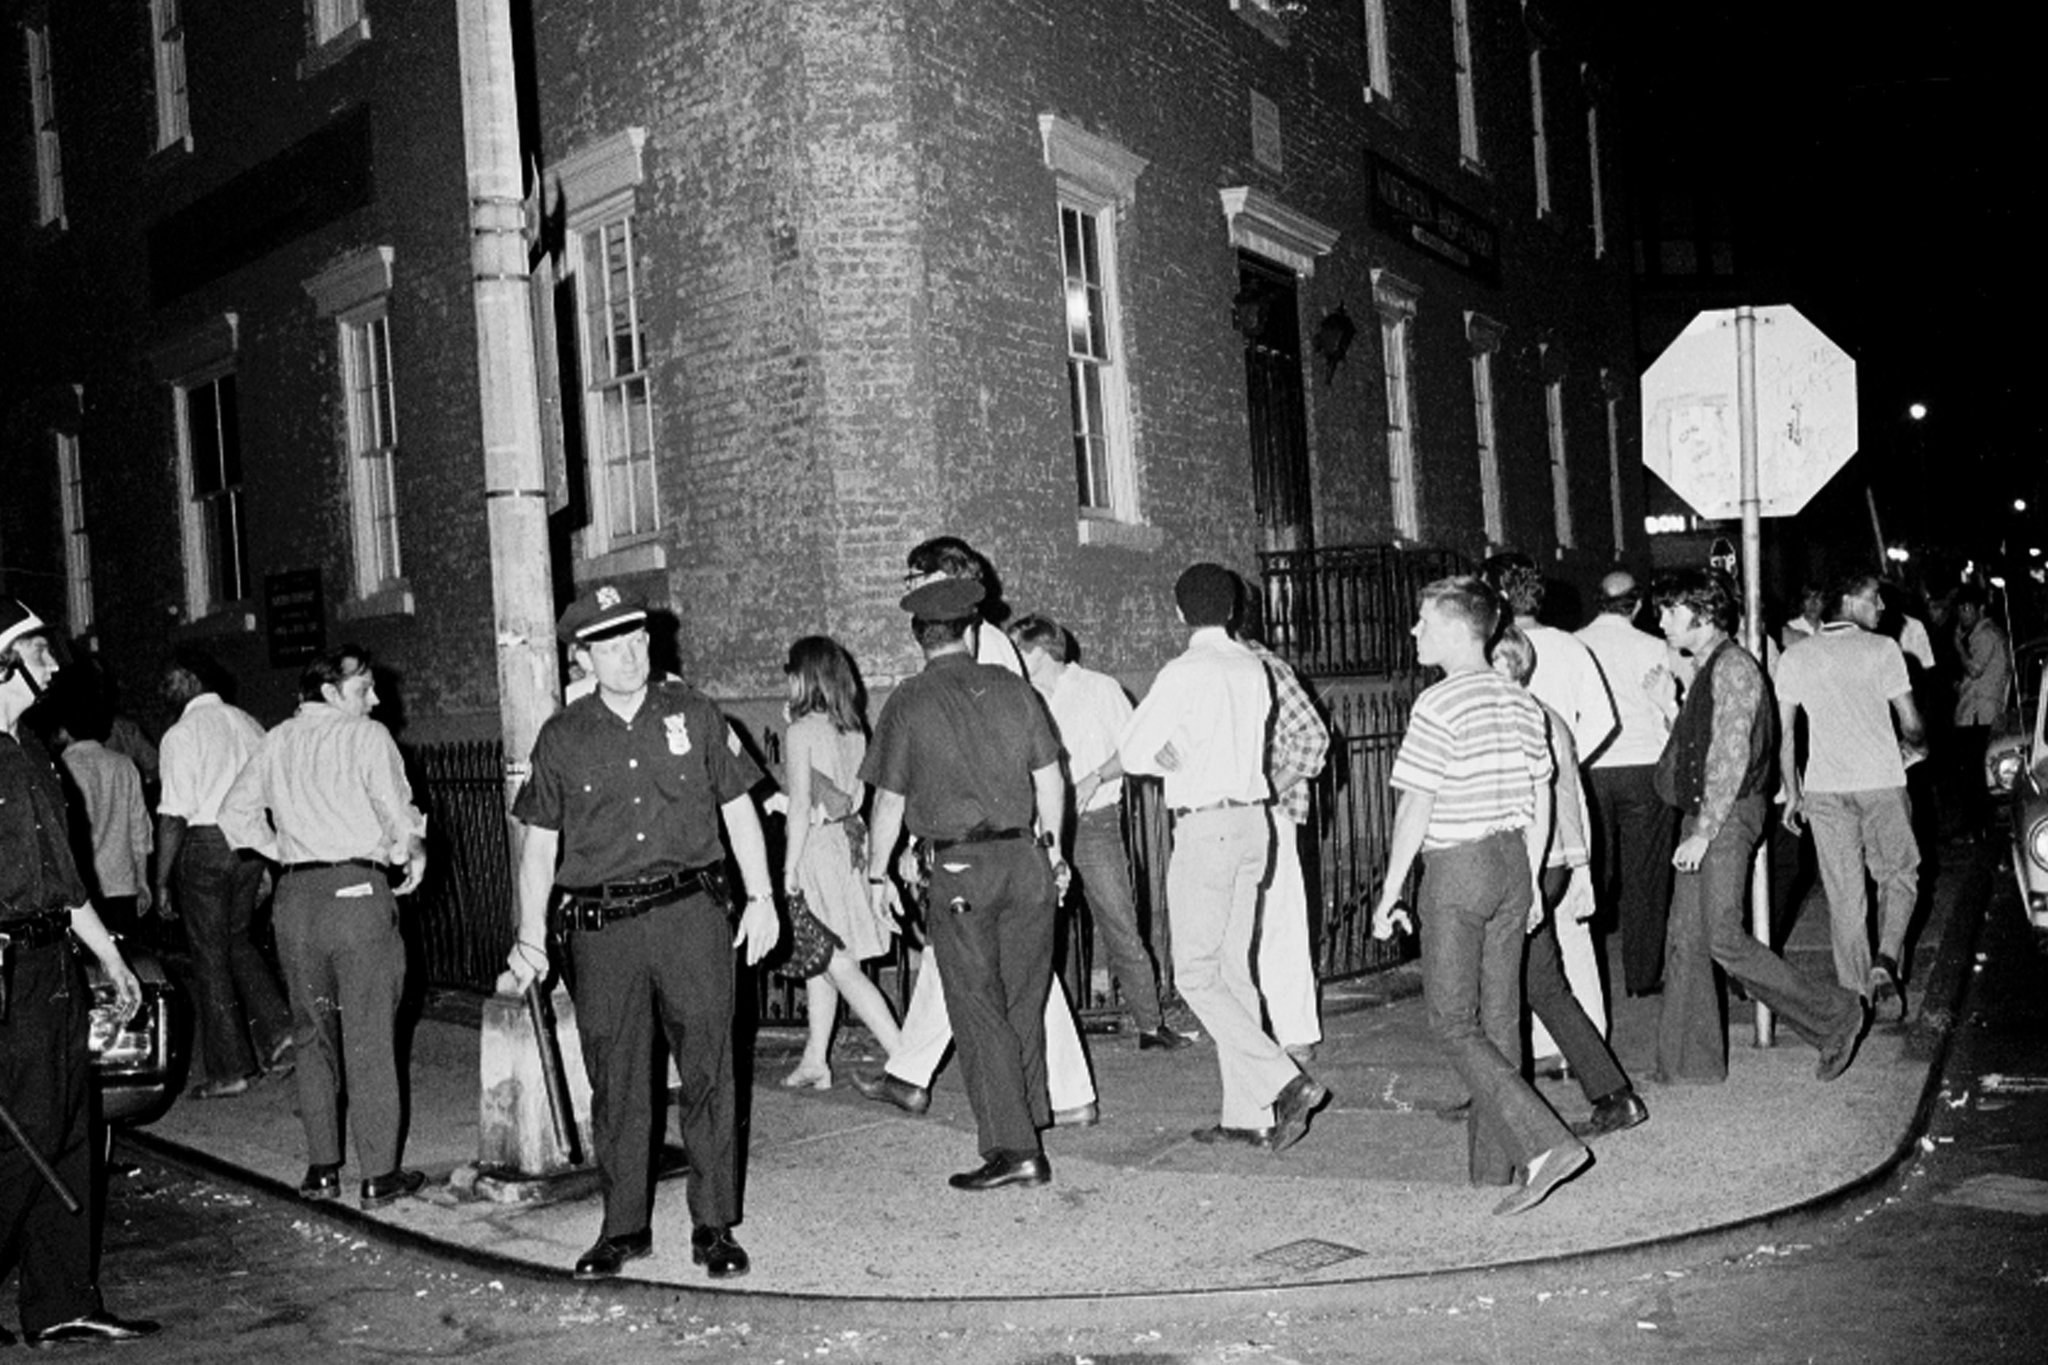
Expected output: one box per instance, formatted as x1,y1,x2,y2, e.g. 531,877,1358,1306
1986,637,2048,933
87,947,186,1126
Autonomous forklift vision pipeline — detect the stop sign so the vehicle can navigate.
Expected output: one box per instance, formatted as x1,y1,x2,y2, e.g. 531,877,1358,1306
1640,305,1858,519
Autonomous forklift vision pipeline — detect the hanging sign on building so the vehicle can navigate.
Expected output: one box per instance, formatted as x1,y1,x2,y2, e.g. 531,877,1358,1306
1366,153,1500,286
265,569,327,669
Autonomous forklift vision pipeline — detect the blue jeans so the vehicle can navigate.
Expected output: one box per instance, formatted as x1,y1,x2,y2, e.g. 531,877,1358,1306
1418,829,1574,1183
1072,807,1164,1032
176,825,292,1083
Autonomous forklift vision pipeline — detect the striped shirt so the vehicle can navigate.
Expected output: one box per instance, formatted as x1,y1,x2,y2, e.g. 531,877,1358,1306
1391,669,1553,851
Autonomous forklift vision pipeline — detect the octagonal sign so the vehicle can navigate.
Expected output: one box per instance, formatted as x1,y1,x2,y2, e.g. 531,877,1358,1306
1640,305,1858,520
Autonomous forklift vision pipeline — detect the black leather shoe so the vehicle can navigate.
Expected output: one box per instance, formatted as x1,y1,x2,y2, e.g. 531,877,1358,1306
1570,1089,1650,1138
574,1229,653,1280
691,1225,751,1279
360,1168,426,1209
1817,999,1872,1081
299,1162,342,1200
1137,1025,1194,1051
850,1070,931,1115
948,1151,1052,1191
1189,1124,1275,1150
1269,1073,1331,1152
25,1312,161,1344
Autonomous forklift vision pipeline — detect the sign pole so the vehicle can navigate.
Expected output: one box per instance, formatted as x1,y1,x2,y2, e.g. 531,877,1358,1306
1735,305,1776,1048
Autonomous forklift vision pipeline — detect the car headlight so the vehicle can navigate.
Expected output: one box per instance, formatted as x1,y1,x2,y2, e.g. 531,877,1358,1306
1990,751,2024,793
2030,816,2048,873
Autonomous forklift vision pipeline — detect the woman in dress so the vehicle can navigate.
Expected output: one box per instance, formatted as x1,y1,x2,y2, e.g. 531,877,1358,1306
779,636,902,1088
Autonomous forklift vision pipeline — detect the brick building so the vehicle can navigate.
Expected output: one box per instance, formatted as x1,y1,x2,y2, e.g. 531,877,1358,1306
4,0,1638,739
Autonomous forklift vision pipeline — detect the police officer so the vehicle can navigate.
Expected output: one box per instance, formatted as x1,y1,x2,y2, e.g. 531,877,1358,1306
0,599,159,1345
861,576,1068,1191
500,587,779,1280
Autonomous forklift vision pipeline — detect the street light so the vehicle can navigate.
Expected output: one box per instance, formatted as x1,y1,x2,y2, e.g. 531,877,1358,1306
2018,499,2031,513
1908,402,1928,421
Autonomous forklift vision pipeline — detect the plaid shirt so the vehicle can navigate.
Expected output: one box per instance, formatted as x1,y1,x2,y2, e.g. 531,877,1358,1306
1247,640,1330,825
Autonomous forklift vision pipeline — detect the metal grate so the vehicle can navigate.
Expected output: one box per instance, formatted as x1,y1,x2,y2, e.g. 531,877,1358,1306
1254,1237,1367,1272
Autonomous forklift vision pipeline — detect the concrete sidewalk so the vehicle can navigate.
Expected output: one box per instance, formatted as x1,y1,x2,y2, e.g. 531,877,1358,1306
132,838,1993,1303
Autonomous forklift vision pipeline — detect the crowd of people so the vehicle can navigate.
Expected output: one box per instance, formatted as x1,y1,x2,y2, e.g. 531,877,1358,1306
2,538,2009,1329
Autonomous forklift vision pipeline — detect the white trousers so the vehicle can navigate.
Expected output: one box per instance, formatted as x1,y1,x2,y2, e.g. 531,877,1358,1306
1256,818,1322,1049
1530,868,1608,1058
883,947,1097,1110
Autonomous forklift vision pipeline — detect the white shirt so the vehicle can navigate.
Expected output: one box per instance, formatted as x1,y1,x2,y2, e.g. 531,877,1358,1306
1525,623,1617,765
1119,627,1273,809
158,692,266,826
1575,613,1678,769
1043,663,1134,814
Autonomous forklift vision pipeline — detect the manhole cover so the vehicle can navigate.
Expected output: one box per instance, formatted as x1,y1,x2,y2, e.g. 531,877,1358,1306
1254,1237,1365,1271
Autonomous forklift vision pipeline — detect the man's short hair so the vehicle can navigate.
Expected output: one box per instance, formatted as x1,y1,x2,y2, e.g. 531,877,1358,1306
166,646,231,702
299,645,372,703
1652,568,1739,635
906,536,985,583
1006,612,1068,660
911,614,974,651
1417,575,1503,647
1480,551,1545,617
1829,572,1882,620
1597,571,1641,616
1174,563,1239,628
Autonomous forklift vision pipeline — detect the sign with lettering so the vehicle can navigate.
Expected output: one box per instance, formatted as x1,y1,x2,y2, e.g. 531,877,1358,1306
1366,153,1500,286
265,569,326,669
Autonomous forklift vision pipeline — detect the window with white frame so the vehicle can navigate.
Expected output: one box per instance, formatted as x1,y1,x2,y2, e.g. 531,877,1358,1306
56,430,92,636
1361,1,1392,104
1373,269,1422,540
26,23,64,228
1545,365,1572,548
1451,0,1481,166
149,0,190,152
575,213,659,547
1467,312,1505,546
176,371,248,615
305,246,404,606
1603,372,1624,552
1586,80,1606,257
1528,47,1551,218
314,0,366,46
1041,115,1148,535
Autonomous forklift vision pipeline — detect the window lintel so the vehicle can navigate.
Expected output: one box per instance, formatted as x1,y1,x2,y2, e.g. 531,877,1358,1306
304,245,395,317
1219,187,1339,278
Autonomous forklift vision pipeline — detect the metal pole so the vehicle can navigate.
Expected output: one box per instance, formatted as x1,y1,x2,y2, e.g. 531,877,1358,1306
1735,306,1775,1048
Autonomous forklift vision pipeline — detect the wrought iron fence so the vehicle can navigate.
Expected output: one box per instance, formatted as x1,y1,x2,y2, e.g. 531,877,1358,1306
1258,542,1468,677
405,740,516,994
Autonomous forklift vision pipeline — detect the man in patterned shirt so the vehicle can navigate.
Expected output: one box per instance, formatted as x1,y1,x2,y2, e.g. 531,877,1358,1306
1371,576,1589,1215
1240,633,1330,1062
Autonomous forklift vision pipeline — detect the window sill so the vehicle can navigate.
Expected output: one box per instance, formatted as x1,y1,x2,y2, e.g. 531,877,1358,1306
574,536,670,583
337,581,415,622
1078,519,1164,553
1460,154,1490,181
1229,0,1300,46
298,20,371,80
149,133,194,168
172,604,257,641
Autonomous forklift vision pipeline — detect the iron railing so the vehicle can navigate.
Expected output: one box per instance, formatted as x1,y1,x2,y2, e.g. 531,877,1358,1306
1258,542,1468,678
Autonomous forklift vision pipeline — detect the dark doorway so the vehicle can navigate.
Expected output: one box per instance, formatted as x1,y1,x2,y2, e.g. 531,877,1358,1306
1237,253,1313,554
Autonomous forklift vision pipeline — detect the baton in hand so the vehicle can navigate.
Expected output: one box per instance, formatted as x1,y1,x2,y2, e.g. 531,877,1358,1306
522,979,580,1165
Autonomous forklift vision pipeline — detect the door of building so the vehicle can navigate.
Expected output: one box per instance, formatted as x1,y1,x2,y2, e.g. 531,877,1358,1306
1237,253,1314,648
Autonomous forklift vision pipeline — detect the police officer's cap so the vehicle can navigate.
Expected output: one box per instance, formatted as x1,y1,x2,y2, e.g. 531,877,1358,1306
556,585,649,644
0,598,47,655
899,576,984,619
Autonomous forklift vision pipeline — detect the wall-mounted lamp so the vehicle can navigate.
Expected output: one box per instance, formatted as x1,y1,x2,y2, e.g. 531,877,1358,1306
1311,304,1356,386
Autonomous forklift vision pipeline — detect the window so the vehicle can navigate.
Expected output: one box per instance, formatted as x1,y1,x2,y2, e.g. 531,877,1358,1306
1545,365,1572,548
56,431,92,636
1361,1,1392,104
176,372,248,614
1467,312,1506,546
313,0,366,46
1586,83,1606,257
574,214,659,547
1603,372,1625,552
1451,0,1480,166
1043,116,1149,541
26,24,64,228
1373,269,1422,540
1528,47,1551,218
306,245,404,608
149,0,190,152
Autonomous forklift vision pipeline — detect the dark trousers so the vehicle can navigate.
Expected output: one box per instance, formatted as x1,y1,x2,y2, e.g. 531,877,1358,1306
1071,808,1163,1032
1525,913,1630,1105
177,826,291,1084
1418,831,1574,1184
568,888,738,1238
1589,764,1675,995
0,939,102,1335
273,869,408,1175
1656,796,1863,1083
927,837,1057,1158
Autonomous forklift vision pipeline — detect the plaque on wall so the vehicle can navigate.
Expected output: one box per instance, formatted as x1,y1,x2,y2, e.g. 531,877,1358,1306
265,569,326,669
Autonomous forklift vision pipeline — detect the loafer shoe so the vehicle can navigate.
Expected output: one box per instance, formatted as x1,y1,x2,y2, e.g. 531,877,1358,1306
1137,1025,1194,1051
1570,1089,1650,1138
1493,1140,1591,1216
849,1070,931,1115
1269,1073,1331,1152
25,1312,161,1344
1817,998,1872,1081
691,1224,751,1279
948,1152,1051,1191
574,1229,652,1280
299,1162,343,1200
190,1075,253,1101
360,1168,426,1209
1189,1124,1275,1150
1052,1101,1099,1127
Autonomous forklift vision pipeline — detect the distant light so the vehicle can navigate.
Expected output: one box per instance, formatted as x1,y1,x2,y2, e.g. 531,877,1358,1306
2032,547,2043,559
1643,513,1690,535
2017,499,2030,513
1886,546,1911,563
1990,576,2008,590
1908,402,1928,421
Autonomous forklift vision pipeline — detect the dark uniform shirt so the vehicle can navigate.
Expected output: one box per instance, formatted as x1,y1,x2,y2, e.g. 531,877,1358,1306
514,680,762,886
0,731,88,921
861,652,1060,840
